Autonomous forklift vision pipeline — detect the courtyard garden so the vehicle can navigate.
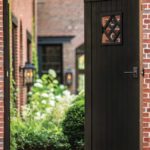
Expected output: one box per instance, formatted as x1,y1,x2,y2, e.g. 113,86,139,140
11,70,85,150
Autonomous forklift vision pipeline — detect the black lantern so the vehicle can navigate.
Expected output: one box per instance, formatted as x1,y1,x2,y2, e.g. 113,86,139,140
23,62,35,86
65,70,73,86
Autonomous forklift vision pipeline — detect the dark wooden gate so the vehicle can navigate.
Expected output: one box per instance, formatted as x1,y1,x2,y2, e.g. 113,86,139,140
4,0,10,149
85,0,140,150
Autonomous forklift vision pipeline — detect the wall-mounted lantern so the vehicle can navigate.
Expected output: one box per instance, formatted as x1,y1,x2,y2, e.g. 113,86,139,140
65,70,73,86
22,62,35,86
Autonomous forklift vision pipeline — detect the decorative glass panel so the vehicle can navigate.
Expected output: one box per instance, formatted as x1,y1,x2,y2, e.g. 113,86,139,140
102,14,121,45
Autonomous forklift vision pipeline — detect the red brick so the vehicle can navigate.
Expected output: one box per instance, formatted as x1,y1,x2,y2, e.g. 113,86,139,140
143,113,149,117
144,49,150,53
11,0,36,110
144,138,150,142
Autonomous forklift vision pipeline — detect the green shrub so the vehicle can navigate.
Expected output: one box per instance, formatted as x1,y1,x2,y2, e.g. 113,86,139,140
11,69,74,150
11,116,71,150
11,70,85,150
62,92,85,150
14,118,70,150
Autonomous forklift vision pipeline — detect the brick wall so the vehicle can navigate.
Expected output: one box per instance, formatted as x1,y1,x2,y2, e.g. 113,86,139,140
37,0,84,92
37,0,84,37
142,0,150,149
11,0,35,111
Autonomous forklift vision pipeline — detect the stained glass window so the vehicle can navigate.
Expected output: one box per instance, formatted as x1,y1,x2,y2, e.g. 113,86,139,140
102,14,121,45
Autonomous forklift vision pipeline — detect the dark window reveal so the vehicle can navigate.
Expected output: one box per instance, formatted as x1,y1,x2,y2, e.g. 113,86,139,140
20,22,23,66
12,23,17,81
27,39,32,63
27,32,32,63
102,14,121,45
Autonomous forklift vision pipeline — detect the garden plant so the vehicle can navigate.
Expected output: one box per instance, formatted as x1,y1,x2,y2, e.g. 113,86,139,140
11,69,85,150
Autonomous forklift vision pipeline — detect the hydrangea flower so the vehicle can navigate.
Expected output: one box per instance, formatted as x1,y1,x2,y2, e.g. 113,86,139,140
34,112,41,120
63,90,71,96
49,100,55,107
41,100,47,104
56,95,63,101
48,69,57,78
46,108,52,113
40,114,46,119
50,96,55,100
34,83,43,88
36,79,42,83
50,88,54,92
60,85,65,89
34,112,46,120
41,93,49,98
53,80,58,84
28,91,32,96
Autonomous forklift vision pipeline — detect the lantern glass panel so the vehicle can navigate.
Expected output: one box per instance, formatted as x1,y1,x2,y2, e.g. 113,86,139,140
66,72,73,86
24,69,33,84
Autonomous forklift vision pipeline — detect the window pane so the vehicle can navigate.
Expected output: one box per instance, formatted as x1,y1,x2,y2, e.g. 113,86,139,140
41,45,62,82
78,55,85,70
78,74,85,92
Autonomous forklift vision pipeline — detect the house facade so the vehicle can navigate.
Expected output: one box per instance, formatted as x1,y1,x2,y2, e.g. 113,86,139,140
37,0,85,93
0,0,36,149
11,0,36,112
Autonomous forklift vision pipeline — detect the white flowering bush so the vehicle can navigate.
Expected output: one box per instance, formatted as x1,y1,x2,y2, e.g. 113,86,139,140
23,71,74,124
11,69,75,150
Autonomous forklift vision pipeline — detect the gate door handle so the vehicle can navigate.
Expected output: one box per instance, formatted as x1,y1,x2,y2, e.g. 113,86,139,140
124,66,138,78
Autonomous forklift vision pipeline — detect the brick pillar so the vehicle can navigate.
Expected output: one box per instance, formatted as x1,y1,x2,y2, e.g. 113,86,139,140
0,0,5,149
142,0,150,149
19,22,26,111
